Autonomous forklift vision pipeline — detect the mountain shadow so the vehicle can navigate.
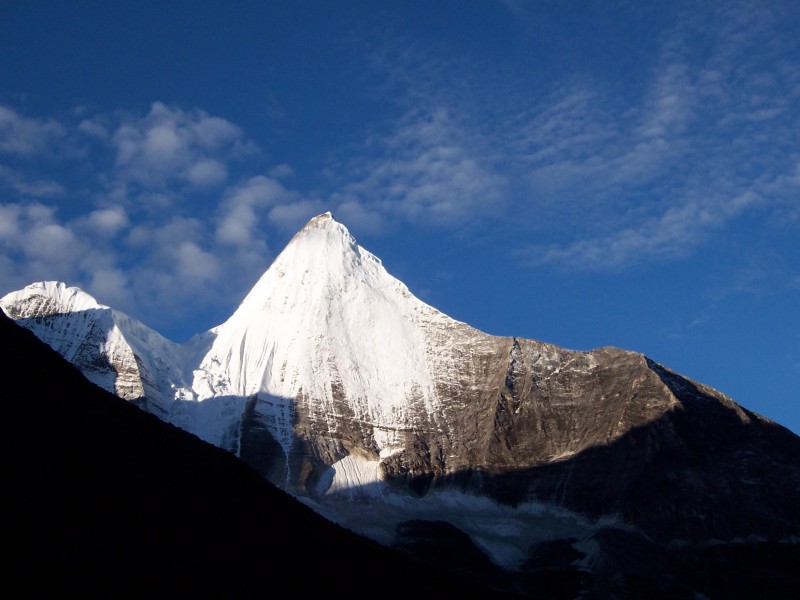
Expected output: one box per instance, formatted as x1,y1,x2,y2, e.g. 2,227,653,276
0,311,519,599
387,367,800,599
4,298,800,598
419,365,800,544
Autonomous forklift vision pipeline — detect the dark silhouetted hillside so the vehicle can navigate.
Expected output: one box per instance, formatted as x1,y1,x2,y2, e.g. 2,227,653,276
0,311,507,598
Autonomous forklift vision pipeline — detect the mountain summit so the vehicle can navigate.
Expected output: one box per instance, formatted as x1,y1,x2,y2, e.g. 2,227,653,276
192,212,485,485
194,209,452,412
3,212,800,596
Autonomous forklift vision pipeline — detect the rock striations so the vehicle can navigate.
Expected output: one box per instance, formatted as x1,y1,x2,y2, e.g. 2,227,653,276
3,212,799,597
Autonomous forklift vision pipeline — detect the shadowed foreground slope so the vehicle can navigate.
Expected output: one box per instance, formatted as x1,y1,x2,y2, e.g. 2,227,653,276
3,305,800,599
0,311,494,598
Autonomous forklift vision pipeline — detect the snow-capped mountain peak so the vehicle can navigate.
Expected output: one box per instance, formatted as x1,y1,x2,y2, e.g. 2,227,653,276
2,281,106,315
191,213,456,459
0,280,190,414
238,210,388,313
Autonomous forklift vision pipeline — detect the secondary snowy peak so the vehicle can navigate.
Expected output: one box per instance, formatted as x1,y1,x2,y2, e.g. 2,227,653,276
0,281,191,411
1,281,106,315
1,282,114,372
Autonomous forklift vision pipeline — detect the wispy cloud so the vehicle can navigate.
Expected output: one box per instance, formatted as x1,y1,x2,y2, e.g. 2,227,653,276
215,176,286,247
75,206,130,237
521,188,764,271
0,103,307,335
268,199,326,232
331,1,799,271
0,106,66,157
108,102,247,190
0,165,66,198
503,2,800,269
122,216,224,317
0,203,88,282
333,106,505,227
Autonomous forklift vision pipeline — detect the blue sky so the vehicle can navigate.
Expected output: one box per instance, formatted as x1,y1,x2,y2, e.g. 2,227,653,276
1,1,798,434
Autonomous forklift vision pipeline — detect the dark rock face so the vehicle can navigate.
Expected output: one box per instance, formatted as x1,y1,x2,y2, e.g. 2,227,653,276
238,395,290,484
292,334,672,491
286,330,800,546
226,317,800,598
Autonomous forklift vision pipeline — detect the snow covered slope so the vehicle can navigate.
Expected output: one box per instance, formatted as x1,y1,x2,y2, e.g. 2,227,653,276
0,281,194,417
193,212,493,467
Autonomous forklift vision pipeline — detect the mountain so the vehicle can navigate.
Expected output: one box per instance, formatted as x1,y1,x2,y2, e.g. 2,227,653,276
0,309,493,598
3,212,800,597
0,280,196,416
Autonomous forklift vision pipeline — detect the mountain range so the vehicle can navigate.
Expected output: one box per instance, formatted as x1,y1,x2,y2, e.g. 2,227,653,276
0,308,492,598
3,212,799,598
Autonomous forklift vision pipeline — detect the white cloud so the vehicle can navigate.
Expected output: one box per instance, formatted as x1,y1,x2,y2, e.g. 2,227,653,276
0,104,286,335
77,118,110,140
0,203,22,243
216,176,294,246
336,106,505,226
80,206,130,237
192,114,242,149
127,216,204,251
0,106,66,157
0,165,66,198
26,223,80,262
110,102,245,189
86,267,130,308
268,199,326,231
121,216,230,323
0,199,264,335
268,163,295,179
185,159,227,188
215,205,257,246
334,200,387,235
173,241,221,282
0,203,89,289
143,124,183,164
